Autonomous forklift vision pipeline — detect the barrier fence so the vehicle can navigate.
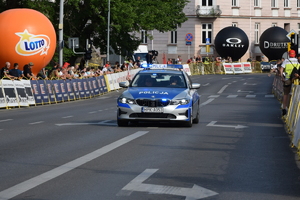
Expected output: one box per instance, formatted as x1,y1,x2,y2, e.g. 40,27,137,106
272,75,300,159
0,69,142,108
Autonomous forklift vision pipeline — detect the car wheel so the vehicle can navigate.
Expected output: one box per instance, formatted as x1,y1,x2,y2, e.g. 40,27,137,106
117,119,128,127
193,108,199,124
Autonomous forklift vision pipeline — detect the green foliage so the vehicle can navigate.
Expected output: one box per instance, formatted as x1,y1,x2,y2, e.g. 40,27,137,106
0,0,188,62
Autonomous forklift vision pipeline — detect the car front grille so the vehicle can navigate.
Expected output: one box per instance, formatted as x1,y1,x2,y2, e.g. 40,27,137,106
136,99,170,107
129,113,176,118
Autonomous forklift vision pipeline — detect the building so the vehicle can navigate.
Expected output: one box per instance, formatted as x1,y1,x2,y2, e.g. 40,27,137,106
139,0,300,63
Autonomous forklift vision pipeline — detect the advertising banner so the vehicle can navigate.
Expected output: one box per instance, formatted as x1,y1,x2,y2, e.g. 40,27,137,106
99,76,107,93
71,79,80,100
232,63,244,74
65,79,76,100
58,80,69,102
223,63,234,74
0,80,7,108
82,79,91,98
13,80,28,107
45,80,56,103
1,80,19,107
20,79,35,105
52,80,63,102
31,79,43,104
242,62,252,73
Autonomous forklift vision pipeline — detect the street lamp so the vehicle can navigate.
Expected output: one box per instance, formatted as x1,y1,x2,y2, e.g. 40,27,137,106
107,0,110,62
58,0,64,67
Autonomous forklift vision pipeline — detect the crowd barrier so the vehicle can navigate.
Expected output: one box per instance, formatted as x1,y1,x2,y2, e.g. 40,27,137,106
223,62,252,74
0,69,142,108
272,75,300,159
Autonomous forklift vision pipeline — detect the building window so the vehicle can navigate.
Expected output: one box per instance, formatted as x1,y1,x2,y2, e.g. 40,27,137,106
202,0,212,6
255,23,260,44
232,22,238,27
298,0,300,7
232,0,239,6
202,23,212,44
298,23,300,35
170,30,177,44
272,23,277,27
284,0,289,7
141,30,147,44
271,0,278,8
254,0,261,7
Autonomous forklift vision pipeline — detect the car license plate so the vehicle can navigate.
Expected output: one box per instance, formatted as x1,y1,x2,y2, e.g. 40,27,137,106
142,107,164,113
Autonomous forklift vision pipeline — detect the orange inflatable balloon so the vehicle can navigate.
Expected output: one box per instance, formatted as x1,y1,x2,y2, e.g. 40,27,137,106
0,8,56,75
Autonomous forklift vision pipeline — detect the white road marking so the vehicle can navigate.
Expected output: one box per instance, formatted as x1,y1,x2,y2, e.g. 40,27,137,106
243,82,257,85
237,90,253,93
202,83,210,86
56,120,116,126
207,121,248,129
119,169,218,199
0,119,12,123
200,98,215,107
217,85,228,94
227,95,238,98
29,121,44,125
62,116,73,119
208,95,220,98
89,111,97,114
0,131,149,200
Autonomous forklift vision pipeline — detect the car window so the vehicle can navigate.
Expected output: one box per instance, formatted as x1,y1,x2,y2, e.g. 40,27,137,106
131,72,186,88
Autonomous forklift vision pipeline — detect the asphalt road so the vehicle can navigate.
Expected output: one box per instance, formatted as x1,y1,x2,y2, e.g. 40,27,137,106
0,73,299,200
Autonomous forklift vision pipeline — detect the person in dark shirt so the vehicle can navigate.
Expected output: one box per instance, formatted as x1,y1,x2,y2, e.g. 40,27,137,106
9,63,23,79
0,62,13,79
23,62,36,79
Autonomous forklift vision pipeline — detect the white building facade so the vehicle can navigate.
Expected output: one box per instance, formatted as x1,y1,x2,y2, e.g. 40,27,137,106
141,0,300,63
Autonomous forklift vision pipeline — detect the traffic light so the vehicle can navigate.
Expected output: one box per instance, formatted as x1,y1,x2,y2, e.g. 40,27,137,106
84,49,92,60
84,39,93,60
290,33,298,54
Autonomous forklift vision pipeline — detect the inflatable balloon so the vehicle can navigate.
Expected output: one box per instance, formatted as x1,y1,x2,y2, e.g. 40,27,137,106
259,27,289,61
214,27,249,61
0,9,56,75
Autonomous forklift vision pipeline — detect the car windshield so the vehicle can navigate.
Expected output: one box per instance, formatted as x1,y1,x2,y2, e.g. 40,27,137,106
130,73,186,88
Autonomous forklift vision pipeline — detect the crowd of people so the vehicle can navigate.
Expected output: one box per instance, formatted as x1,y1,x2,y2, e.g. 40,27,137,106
0,59,141,81
269,50,300,116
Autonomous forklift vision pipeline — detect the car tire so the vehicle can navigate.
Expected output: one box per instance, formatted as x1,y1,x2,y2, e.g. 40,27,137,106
193,106,200,124
193,111,199,124
117,119,128,127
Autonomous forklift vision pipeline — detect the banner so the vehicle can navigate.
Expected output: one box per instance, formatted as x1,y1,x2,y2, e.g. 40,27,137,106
31,79,43,104
0,80,6,108
20,79,35,105
232,63,244,74
44,80,56,103
52,80,63,102
1,80,19,107
65,79,76,100
13,80,29,107
242,62,252,73
58,79,69,101
223,63,234,74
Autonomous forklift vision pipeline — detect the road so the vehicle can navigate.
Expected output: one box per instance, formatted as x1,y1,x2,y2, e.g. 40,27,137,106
0,73,299,200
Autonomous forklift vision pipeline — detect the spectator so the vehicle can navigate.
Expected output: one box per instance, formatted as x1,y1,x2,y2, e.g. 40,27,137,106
280,50,300,116
37,67,48,79
187,57,193,64
0,62,13,79
9,63,23,79
49,66,62,79
195,55,202,63
23,62,36,79
167,58,173,64
176,55,182,64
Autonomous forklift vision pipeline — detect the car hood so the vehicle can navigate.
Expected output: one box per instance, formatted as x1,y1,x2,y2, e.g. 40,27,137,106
123,87,188,99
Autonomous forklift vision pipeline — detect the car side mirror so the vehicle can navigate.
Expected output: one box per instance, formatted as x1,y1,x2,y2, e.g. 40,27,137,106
119,81,129,88
191,83,201,89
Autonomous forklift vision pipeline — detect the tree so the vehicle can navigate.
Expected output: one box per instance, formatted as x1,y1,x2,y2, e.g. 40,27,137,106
0,0,188,63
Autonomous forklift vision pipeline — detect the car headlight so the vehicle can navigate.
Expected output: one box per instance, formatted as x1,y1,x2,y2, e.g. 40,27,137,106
170,98,190,105
119,97,136,104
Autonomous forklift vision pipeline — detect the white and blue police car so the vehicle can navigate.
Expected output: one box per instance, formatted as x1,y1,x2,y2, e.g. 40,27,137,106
117,65,200,127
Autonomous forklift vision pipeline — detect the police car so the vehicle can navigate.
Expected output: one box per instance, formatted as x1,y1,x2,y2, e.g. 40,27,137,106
117,66,200,127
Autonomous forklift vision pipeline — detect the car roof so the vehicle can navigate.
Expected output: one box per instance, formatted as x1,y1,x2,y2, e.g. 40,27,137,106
138,69,184,75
